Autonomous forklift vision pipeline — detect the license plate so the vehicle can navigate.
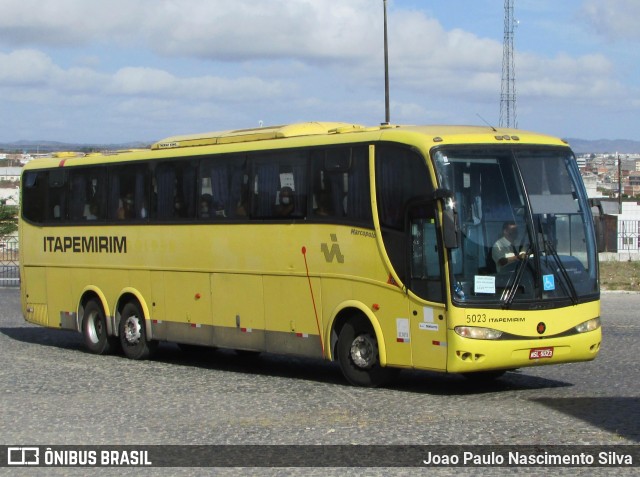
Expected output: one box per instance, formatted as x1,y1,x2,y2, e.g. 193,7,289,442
529,347,554,359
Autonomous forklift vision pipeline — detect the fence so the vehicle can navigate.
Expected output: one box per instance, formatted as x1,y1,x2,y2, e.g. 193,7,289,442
618,220,640,253
0,234,19,287
598,218,640,261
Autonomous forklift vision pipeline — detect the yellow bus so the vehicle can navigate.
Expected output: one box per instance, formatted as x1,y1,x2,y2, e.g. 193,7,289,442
19,122,601,386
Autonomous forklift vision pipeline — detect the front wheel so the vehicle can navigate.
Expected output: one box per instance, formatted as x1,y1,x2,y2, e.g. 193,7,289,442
336,316,395,387
82,299,119,355
118,302,157,360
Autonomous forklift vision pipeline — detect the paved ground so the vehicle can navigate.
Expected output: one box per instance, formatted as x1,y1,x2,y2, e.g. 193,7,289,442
0,288,638,476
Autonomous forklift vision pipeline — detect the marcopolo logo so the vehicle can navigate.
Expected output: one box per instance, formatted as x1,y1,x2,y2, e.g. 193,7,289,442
320,234,344,264
8,447,39,466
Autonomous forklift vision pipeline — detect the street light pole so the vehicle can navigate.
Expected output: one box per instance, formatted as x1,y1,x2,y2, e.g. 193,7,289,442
383,0,390,124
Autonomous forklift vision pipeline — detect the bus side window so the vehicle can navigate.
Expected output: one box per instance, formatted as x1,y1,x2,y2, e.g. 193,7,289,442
154,162,196,220
409,209,443,303
47,169,67,221
252,151,308,219
311,146,372,223
108,165,148,221
22,171,46,224
376,145,432,229
199,155,248,219
69,168,106,221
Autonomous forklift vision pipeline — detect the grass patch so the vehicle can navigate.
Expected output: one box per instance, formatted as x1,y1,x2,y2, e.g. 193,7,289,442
599,260,640,291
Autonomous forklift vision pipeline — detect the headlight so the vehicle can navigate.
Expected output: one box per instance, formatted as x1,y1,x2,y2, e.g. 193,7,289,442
575,317,601,333
454,326,503,340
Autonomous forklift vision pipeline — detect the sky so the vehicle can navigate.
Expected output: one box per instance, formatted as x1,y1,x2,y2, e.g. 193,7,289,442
0,0,639,144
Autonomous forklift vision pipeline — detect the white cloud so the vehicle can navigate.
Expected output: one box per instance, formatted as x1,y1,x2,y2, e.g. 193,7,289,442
0,0,145,47
581,0,640,41
0,0,381,62
140,0,381,63
0,50,286,103
0,1,626,105
108,66,287,102
517,52,624,100
0,49,58,86
0,0,638,141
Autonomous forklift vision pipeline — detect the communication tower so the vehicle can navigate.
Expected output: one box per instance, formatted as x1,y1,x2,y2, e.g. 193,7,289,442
499,0,517,128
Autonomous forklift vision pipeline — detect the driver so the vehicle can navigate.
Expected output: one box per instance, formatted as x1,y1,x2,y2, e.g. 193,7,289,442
492,221,526,272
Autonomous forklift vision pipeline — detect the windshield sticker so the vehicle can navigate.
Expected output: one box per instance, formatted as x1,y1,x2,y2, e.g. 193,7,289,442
474,275,496,294
543,274,556,291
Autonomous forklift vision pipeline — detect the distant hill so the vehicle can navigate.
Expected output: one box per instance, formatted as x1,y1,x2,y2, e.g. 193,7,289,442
565,138,640,155
0,140,151,154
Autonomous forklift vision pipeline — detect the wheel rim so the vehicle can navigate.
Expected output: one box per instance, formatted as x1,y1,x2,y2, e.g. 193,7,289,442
123,315,142,345
86,311,102,344
349,334,377,369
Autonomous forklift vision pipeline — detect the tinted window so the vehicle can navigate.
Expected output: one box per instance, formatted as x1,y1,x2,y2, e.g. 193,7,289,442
199,155,248,219
376,145,432,229
310,146,372,223
153,161,197,220
108,164,149,221
252,150,308,219
68,167,107,221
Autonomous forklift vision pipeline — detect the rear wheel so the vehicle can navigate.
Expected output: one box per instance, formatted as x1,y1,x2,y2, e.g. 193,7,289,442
336,315,395,387
82,299,118,355
119,301,157,360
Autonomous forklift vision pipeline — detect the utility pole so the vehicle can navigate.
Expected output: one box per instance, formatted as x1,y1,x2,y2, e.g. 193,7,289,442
499,0,517,128
618,152,622,213
383,0,390,124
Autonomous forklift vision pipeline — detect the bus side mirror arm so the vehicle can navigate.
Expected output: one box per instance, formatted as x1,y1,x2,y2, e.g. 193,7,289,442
433,189,460,249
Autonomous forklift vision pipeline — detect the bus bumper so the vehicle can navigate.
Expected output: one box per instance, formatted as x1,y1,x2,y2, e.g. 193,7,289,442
446,328,602,373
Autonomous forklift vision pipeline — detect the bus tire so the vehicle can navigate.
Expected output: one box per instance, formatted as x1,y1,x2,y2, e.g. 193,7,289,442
336,315,394,387
82,299,118,355
118,301,157,360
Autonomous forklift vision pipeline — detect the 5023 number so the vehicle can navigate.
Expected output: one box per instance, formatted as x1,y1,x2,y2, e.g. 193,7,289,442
466,313,487,324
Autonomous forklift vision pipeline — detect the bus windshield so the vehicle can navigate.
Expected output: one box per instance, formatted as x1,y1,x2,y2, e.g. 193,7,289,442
433,146,598,308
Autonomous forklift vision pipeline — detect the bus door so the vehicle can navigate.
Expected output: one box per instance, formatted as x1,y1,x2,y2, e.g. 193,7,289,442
406,201,448,371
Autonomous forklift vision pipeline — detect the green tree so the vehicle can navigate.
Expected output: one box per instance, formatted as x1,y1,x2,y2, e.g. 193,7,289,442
0,199,18,235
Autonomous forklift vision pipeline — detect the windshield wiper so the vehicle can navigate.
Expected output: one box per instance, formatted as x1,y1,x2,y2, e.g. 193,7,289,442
501,246,531,308
542,238,579,305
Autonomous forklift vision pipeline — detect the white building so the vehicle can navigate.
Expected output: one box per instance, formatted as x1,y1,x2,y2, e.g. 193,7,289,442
600,201,640,261
0,167,22,182
0,188,18,205
581,173,600,198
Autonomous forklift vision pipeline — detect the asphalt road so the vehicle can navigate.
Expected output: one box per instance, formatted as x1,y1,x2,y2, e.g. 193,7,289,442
0,288,638,476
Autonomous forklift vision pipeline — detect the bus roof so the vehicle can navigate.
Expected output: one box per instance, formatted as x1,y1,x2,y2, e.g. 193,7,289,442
150,122,374,149
151,122,568,150
23,123,570,170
